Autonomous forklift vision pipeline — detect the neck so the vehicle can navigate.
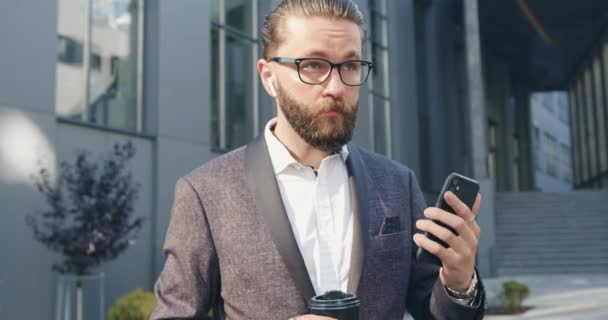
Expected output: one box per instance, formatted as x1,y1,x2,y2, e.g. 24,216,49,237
273,117,330,170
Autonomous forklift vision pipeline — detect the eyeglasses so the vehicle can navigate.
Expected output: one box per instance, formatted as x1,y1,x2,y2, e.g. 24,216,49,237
268,57,373,86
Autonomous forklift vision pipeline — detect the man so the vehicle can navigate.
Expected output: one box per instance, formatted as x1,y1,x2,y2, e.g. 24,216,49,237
151,0,486,319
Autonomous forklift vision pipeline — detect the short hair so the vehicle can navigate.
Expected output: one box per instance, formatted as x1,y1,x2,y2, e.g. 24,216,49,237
261,0,367,58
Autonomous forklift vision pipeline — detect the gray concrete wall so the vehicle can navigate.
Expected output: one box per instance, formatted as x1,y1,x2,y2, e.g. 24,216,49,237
0,0,57,113
152,0,214,278
0,0,59,318
0,106,57,319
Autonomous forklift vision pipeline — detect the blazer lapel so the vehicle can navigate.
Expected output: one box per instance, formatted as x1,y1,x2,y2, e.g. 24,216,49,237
345,145,370,294
244,136,316,301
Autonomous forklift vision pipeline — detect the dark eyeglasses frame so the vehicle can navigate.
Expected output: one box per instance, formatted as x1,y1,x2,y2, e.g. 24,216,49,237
268,57,374,87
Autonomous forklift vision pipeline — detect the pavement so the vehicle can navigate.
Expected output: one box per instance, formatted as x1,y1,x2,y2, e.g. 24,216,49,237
483,274,608,320
402,273,608,320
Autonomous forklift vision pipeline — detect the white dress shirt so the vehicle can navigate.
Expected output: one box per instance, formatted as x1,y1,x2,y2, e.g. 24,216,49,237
264,118,353,295
264,118,477,306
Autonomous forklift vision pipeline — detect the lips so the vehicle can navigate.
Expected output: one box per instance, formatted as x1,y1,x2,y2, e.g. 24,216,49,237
322,110,344,116
320,105,345,115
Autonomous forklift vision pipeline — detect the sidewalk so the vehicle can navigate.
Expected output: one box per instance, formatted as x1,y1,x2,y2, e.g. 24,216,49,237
483,274,608,320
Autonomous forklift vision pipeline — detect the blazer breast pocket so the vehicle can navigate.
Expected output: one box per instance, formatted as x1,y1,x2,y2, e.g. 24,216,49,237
370,230,410,252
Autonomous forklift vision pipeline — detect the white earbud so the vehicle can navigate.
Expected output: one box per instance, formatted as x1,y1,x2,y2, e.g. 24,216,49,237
269,81,277,97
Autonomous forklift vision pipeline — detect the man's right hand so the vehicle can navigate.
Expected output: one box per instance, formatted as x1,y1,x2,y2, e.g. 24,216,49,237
289,315,335,320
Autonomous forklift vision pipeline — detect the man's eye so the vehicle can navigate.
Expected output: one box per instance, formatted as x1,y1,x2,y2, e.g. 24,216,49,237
303,62,321,70
343,62,360,71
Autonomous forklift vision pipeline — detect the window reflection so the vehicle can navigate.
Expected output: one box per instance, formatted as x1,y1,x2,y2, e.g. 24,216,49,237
211,0,258,151
55,0,87,120
55,0,143,132
369,0,391,156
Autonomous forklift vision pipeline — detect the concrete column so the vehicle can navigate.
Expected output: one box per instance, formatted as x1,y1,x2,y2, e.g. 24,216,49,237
464,0,496,277
464,0,489,177
515,84,536,190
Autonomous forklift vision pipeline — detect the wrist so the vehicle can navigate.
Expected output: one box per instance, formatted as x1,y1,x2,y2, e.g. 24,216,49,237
444,271,478,299
440,268,474,291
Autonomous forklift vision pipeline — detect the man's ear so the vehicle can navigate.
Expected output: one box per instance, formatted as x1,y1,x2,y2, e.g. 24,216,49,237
257,59,277,97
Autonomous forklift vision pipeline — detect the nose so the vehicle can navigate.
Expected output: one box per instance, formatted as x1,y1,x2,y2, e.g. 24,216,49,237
322,67,346,98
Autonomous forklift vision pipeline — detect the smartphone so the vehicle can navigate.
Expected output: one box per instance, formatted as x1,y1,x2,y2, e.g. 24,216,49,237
415,173,479,265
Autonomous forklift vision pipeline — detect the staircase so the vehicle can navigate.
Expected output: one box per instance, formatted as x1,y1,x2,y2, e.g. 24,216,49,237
494,191,608,275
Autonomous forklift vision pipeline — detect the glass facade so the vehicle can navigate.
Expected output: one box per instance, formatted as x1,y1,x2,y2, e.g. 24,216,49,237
55,0,144,132
530,91,573,190
568,41,608,189
369,0,391,157
544,133,558,177
560,143,573,182
569,86,580,185
211,0,259,151
533,126,542,170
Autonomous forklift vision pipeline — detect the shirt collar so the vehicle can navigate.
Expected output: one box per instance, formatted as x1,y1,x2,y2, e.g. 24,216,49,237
264,118,349,174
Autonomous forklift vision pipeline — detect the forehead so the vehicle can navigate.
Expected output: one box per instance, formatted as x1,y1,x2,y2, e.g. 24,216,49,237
278,16,362,59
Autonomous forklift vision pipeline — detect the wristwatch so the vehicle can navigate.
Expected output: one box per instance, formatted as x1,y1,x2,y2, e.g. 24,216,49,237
445,272,478,299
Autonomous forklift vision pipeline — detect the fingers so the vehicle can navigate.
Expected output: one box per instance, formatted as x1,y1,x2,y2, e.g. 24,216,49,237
444,191,476,222
470,220,481,240
456,192,481,240
415,218,467,252
471,193,482,218
423,207,476,244
413,233,452,261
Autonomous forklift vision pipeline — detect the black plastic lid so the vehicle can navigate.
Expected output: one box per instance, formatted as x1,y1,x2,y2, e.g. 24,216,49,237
309,290,360,311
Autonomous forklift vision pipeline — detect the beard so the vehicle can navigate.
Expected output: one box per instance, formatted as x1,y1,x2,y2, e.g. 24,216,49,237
276,83,358,153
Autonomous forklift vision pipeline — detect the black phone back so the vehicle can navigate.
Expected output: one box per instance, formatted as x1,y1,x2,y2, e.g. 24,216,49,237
416,173,479,265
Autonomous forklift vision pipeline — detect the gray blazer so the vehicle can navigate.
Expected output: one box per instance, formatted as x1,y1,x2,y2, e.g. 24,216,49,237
151,136,485,320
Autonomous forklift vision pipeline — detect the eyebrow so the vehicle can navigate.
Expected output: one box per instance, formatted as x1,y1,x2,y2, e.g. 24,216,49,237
299,50,361,60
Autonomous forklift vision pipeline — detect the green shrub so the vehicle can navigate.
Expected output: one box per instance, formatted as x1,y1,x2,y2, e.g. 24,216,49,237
500,280,531,314
108,289,156,320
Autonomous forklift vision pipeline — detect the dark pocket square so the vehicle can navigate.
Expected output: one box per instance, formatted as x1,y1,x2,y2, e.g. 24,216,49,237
379,216,401,235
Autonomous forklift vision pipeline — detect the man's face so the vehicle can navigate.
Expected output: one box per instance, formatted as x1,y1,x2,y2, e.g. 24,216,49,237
269,16,362,152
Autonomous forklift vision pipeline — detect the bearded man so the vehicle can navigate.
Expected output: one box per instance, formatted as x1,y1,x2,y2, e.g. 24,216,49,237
151,1,486,319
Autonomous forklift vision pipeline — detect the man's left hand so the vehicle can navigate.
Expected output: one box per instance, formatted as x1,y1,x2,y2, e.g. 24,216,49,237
413,192,482,291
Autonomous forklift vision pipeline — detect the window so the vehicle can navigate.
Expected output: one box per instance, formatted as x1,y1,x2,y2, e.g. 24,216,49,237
544,133,558,177
568,86,580,185
55,0,145,132
211,0,259,151
542,94,554,114
584,66,598,178
533,126,542,170
592,55,607,175
596,52,608,174
576,78,589,182
560,143,572,183
557,93,570,124
368,0,391,157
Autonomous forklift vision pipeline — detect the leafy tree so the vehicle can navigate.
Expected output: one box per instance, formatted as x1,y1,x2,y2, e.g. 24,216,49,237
26,142,143,275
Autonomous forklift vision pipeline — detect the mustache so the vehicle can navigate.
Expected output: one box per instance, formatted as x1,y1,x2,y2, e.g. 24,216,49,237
318,99,349,114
